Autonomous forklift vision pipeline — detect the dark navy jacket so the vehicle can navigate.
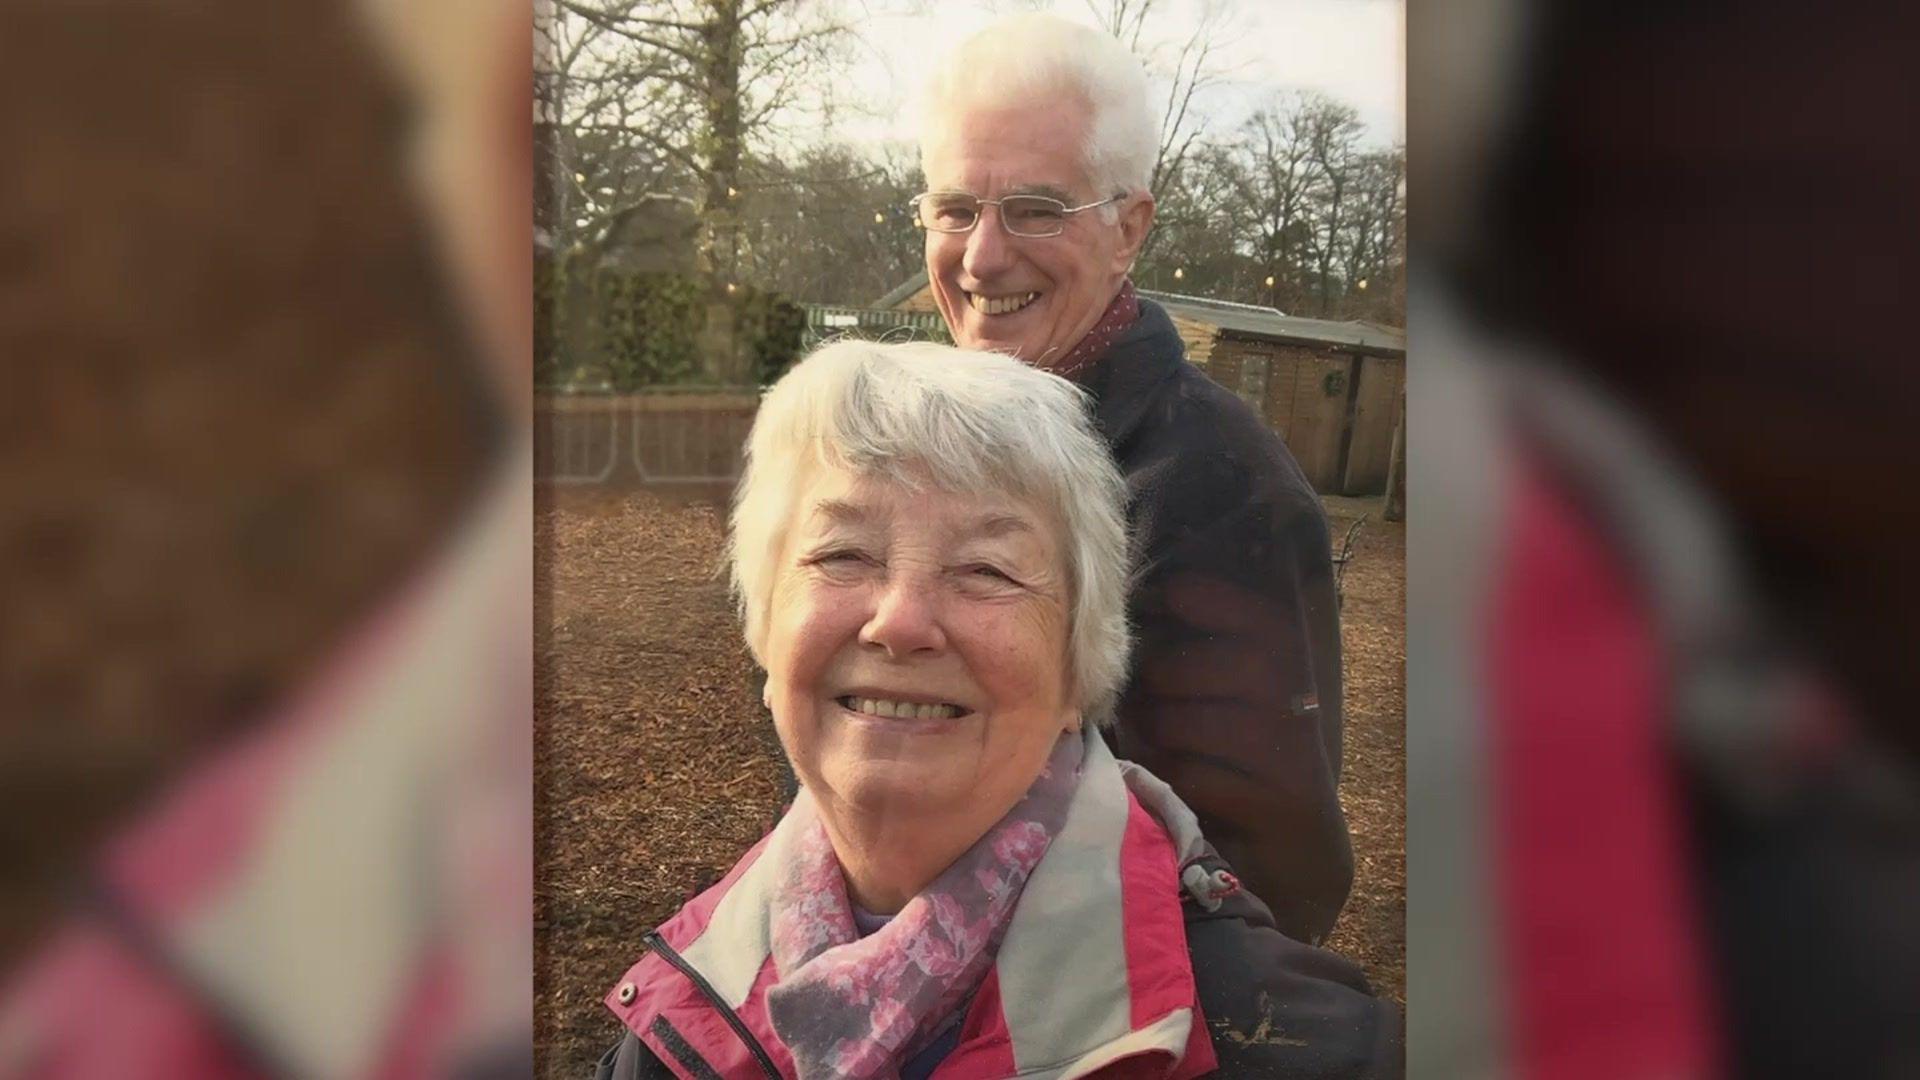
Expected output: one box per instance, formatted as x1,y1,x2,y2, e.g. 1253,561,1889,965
1078,297,1352,943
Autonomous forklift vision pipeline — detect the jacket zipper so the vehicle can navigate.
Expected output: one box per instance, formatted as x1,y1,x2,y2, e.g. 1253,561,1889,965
642,931,782,1079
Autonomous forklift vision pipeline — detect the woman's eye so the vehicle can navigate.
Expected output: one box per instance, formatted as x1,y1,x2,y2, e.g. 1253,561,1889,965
967,564,1014,582
811,549,872,567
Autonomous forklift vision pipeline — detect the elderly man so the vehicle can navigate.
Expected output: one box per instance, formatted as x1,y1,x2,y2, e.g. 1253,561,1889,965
910,13,1352,944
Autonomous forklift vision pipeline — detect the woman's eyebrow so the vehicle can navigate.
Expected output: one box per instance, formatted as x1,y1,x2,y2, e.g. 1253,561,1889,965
810,498,871,525
964,513,1037,540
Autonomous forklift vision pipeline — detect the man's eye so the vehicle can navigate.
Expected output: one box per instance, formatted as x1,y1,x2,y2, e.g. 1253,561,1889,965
1010,204,1063,222
929,201,976,223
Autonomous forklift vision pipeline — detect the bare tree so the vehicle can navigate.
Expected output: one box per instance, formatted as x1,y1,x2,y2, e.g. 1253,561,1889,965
1296,94,1364,317
1336,146,1405,322
1228,94,1324,311
1150,89,1400,322
1139,142,1255,299
546,0,858,379
737,143,927,304
1084,0,1239,264
545,1,853,260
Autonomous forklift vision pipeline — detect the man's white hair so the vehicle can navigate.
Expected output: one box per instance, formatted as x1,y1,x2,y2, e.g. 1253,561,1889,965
729,339,1134,727
918,13,1158,214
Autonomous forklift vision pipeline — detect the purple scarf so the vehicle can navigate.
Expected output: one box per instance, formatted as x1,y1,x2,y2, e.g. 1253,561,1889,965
764,732,1086,1079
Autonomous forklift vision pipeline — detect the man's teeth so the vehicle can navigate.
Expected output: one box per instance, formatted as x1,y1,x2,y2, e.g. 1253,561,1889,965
841,696,963,720
968,291,1039,315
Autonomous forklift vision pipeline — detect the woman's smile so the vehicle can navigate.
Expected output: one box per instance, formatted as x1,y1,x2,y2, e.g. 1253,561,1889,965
833,696,973,736
833,695,971,722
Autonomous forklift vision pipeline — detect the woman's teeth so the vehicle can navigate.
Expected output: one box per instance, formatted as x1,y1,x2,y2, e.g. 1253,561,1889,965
968,291,1039,315
839,696,963,720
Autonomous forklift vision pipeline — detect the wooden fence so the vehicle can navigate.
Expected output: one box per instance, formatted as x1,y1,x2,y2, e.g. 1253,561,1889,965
538,349,1403,498
535,391,760,486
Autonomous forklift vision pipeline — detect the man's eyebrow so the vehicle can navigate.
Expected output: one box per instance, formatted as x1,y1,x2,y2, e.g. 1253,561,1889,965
1009,183,1074,202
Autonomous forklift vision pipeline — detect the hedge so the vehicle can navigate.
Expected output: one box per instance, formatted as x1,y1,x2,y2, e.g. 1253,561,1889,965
535,252,806,390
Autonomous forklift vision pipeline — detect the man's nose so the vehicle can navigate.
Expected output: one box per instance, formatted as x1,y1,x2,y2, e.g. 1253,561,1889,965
960,205,1015,281
859,575,947,658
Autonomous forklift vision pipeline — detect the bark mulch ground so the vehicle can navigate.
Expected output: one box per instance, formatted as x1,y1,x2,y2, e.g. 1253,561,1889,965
535,487,1405,1078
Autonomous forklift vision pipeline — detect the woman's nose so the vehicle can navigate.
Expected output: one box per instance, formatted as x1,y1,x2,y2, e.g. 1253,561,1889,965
858,576,947,658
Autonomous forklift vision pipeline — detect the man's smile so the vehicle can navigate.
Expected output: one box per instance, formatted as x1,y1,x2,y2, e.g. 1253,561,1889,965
966,290,1041,316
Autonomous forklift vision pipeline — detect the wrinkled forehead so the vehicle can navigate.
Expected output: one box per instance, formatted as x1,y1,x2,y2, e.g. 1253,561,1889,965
921,101,1095,193
789,456,1065,552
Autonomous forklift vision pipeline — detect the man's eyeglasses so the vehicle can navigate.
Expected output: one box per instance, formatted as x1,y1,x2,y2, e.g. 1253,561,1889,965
908,191,1125,238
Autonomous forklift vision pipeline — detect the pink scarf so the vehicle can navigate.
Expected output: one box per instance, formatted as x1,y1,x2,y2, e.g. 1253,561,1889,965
764,732,1086,1079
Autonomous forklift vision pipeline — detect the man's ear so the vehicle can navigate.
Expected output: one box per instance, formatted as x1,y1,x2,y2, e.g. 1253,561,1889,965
1115,192,1156,273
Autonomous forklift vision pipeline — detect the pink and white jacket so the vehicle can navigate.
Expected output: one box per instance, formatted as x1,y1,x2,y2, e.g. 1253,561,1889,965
600,735,1221,1080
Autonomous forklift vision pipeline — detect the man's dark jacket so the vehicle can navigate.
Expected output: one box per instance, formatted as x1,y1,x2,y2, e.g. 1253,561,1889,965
1078,296,1352,943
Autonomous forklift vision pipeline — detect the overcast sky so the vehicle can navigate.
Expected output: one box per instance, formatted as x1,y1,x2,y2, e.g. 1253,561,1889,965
825,0,1404,157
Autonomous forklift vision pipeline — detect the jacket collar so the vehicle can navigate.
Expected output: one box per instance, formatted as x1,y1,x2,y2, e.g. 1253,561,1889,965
605,732,1216,1078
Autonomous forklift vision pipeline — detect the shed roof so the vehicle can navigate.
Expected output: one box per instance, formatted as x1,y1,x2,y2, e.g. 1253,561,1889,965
872,270,931,309
1139,290,1405,358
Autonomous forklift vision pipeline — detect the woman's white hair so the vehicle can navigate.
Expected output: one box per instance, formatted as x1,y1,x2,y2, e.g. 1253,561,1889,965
917,13,1158,215
729,339,1134,727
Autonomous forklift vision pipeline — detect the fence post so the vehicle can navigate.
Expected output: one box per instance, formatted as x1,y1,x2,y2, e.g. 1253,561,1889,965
1383,384,1406,522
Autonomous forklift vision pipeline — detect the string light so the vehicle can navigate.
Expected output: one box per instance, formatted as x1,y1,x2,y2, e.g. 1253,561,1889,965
1173,268,1185,280
1357,278,1369,290
874,211,885,224
726,282,737,294
1264,275,1275,287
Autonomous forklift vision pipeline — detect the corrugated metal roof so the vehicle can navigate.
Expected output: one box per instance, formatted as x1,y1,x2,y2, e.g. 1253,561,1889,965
1137,289,1290,318
873,270,931,309
1140,290,1404,358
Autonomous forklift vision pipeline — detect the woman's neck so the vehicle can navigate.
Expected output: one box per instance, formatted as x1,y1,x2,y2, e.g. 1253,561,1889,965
812,798,1009,914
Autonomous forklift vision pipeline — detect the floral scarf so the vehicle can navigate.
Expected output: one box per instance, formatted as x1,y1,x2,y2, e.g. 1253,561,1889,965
763,731,1086,1079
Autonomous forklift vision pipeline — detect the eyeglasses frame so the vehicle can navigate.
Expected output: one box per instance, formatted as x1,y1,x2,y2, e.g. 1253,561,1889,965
908,191,1127,238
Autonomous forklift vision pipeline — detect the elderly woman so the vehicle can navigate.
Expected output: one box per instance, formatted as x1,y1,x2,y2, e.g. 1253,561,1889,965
595,340,1399,1080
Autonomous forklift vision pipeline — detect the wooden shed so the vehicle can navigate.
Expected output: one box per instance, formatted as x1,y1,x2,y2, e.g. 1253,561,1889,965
875,275,1406,496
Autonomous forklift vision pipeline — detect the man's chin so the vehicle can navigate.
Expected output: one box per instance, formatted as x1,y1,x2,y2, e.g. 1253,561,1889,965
958,324,1047,364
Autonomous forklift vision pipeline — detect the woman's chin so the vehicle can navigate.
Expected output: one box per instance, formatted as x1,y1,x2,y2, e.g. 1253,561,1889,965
819,758,967,818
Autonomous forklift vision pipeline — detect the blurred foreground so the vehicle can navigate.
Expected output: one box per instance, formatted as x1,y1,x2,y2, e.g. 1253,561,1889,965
2,0,1916,1076
1409,1,1919,1077
0,0,530,1075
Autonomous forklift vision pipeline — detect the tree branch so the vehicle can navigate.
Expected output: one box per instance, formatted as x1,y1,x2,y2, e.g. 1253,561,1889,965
555,0,703,65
